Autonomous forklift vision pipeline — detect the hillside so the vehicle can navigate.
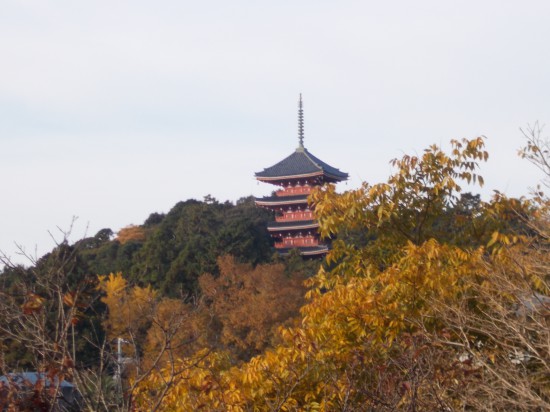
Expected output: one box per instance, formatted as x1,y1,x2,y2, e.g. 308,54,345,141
75,196,275,296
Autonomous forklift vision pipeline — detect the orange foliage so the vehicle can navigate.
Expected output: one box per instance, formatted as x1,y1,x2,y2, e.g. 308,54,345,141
199,256,308,360
116,225,146,244
142,297,207,367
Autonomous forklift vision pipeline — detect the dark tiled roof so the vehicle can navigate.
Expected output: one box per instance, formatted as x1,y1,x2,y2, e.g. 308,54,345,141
275,245,329,256
255,147,348,181
267,220,318,230
255,194,309,205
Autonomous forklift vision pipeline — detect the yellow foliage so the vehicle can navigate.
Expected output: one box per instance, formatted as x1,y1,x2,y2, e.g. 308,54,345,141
98,272,156,347
98,272,127,296
133,240,492,410
130,137,550,411
198,256,308,360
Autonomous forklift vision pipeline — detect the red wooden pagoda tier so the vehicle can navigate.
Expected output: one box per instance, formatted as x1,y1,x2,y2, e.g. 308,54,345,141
255,95,348,257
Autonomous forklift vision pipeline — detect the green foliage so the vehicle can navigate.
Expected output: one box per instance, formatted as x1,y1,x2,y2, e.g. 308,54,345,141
128,196,273,295
0,242,104,372
143,212,165,227
73,196,274,297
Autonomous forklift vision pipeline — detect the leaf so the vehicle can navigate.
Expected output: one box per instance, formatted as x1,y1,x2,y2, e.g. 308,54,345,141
21,293,45,315
63,291,76,307
487,231,499,247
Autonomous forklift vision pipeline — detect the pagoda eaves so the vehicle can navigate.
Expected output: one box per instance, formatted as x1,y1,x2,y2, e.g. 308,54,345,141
267,219,319,232
275,245,329,257
254,194,309,208
255,146,348,184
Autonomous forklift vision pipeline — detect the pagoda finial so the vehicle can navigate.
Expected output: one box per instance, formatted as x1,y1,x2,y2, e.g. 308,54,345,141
298,93,304,149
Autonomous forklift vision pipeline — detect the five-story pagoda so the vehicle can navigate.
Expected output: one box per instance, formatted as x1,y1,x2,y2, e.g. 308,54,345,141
255,95,348,257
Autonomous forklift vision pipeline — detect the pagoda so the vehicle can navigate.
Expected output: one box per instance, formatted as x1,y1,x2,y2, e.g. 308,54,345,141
255,95,348,257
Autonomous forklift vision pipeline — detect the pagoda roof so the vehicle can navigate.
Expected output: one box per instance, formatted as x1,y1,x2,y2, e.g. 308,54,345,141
255,146,348,183
275,245,329,256
267,219,319,231
255,194,309,206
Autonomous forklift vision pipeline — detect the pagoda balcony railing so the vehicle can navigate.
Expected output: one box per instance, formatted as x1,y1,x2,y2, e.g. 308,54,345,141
275,212,314,222
276,186,312,197
274,237,320,248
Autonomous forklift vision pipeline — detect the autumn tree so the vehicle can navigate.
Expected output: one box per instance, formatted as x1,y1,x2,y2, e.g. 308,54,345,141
427,239,550,410
132,136,549,411
0,236,207,411
116,225,147,245
0,237,101,411
198,256,310,361
431,125,550,410
97,272,207,411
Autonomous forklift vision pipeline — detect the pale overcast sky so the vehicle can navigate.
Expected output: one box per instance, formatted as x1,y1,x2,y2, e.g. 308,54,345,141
1,1,549,264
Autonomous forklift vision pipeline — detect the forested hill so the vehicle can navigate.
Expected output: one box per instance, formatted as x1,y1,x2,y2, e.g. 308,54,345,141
77,196,276,296
3,196,276,297
0,194,320,378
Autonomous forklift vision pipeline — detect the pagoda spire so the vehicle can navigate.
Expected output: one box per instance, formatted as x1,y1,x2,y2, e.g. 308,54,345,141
298,94,304,149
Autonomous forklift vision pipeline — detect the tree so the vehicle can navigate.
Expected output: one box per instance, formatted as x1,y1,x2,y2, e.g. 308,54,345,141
0,234,206,411
128,197,273,296
132,136,549,411
198,256,309,361
0,236,102,411
428,240,550,411
97,272,207,411
116,225,147,245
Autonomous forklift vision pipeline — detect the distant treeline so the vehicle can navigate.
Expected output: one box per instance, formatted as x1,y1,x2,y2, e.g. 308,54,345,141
63,196,274,296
